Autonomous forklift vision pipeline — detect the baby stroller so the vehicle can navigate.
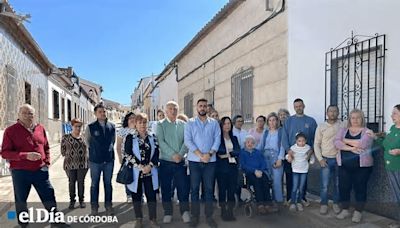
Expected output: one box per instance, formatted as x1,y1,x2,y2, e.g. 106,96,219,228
240,171,276,217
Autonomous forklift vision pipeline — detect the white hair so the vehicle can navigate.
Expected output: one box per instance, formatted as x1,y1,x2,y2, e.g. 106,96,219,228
244,134,256,144
165,101,179,110
18,104,35,114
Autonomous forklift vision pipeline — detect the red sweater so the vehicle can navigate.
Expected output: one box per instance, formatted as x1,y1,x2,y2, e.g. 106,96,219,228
0,122,50,171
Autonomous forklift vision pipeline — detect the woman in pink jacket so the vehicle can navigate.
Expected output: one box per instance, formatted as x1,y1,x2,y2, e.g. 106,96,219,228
334,109,374,223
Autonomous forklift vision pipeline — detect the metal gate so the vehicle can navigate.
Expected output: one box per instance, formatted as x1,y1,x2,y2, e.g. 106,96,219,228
325,33,386,132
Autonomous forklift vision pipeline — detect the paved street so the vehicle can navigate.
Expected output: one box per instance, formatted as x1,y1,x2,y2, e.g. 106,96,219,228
0,145,396,227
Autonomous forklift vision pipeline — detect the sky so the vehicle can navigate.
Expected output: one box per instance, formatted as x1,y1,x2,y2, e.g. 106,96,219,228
9,0,229,106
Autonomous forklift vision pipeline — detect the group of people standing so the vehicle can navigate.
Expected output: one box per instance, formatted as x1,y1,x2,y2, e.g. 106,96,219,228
2,99,400,228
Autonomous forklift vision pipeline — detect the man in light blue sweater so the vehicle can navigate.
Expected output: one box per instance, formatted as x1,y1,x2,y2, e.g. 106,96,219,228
282,98,317,205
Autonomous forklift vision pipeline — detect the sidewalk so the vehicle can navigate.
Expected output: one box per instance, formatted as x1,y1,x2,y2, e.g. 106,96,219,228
0,143,61,216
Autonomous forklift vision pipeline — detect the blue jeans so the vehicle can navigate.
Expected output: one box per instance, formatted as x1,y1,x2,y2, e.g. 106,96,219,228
90,161,114,208
159,160,190,215
320,157,339,205
271,165,284,203
291,172,307,204
11,169,57,225
189,161,216,218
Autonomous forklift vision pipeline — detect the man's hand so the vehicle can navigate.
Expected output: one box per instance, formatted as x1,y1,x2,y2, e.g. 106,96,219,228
274,159,282,168
200,153,210,163
172,154,183,163
26,152,41,161
319,159,327,168
255,170,263,178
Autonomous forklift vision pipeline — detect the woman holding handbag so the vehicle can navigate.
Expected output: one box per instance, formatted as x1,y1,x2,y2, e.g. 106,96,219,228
124,113,160,228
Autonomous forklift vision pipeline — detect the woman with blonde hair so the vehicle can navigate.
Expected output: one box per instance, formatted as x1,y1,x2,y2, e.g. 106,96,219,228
334,109,374,223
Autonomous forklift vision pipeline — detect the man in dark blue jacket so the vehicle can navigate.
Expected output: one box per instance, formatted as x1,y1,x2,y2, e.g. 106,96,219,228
85,103,115,215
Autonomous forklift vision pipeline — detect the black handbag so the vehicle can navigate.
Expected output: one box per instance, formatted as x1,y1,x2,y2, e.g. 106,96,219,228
116,161,133,185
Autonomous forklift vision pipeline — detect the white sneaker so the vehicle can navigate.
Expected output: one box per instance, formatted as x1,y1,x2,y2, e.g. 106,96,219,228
352,210,362,223
320,205,328,215
332,204,341,214
336,209,350,220
289,204,297,212
126,195,132,203
301,199,310,207
163,215,172,224
389,222,400,228
296,203,304,211
182,211,191,223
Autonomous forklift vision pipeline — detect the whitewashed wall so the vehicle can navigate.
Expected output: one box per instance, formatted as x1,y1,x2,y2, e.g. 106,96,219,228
287,0,400,129
158,69,178,111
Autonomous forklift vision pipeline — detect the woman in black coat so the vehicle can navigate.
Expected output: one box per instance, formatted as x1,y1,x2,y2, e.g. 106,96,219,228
216,116,241,221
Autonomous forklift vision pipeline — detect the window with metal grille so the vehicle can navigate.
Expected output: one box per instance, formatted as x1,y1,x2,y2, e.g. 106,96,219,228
325,34,386,132
184,93,194,118
74,103,77,118
67,99,72,121
231,67,254,123
205,88,215,106
6,65,17,126
52,90,60,119
24,82,31,104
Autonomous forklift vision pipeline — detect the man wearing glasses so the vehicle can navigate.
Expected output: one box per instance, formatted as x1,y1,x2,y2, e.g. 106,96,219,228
0,104,69,228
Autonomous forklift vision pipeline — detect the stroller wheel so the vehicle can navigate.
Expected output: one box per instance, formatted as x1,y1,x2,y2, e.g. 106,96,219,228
244,204,254,218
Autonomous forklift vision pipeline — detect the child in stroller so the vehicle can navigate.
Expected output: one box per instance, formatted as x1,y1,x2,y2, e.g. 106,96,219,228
240,135,278,216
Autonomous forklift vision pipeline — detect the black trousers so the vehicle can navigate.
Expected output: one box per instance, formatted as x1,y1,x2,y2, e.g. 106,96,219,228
246,173,272,205
132,176,157,220
216,165,238,207
66,168,88,202
339,165,372,211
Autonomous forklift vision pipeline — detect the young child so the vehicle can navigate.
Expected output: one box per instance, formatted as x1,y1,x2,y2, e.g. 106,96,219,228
240,135,276,214
286,132,312,212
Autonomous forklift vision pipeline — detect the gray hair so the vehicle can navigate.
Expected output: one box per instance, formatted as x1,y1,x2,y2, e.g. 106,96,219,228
278,108,290,117
18,104,35,114
244,134,256,144
165,101,179,110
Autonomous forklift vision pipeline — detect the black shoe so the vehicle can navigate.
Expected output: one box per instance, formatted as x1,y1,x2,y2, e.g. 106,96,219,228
220,206,228,221
105,206,114,216
68,201,75,210
206,218,218,228
79,202,86,208
226,208,236,221
91,207,98,215
190,217,199,227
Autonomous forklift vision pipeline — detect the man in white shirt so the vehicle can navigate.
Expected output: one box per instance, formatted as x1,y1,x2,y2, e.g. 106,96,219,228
232,115,248,149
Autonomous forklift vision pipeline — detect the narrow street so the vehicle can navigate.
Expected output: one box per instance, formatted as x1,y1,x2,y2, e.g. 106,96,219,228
0,145,394,227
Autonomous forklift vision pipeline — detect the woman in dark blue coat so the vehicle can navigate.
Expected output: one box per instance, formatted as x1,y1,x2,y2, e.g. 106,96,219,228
216,116,241,221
